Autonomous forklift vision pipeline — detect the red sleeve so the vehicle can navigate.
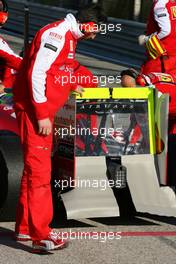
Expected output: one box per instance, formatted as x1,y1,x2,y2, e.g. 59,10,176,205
72,65,98,90
0,38,22,70
0,49,22,70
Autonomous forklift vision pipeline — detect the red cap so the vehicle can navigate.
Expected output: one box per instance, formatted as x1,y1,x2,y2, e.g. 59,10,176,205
0,11,8,25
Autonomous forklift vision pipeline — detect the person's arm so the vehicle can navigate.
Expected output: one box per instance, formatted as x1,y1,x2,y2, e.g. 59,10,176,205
71,64,98,95
139,2,171,45
29,29,66,121
0,38,22,70
73,65,98,88
154,4,171,40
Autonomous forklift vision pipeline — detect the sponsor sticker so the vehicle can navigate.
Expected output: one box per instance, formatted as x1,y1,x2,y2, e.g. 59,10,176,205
157,13,167,18
44,43,58,52
49,32,63,41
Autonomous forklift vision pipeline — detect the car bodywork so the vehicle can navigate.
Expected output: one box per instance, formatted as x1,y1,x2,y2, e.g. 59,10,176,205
53,88,176,219
0,88,176,219
0,93,19,135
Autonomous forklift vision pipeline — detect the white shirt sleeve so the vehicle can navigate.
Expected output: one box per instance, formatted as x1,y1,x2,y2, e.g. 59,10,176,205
154,1,171,39
31,27,66,104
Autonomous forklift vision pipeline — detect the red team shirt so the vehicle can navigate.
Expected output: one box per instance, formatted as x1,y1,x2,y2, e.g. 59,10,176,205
147,0,176,56
142,0,176,74
13,14,91,120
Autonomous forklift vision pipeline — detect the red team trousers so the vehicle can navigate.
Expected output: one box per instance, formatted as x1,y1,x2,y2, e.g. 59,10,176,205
15,110,53,240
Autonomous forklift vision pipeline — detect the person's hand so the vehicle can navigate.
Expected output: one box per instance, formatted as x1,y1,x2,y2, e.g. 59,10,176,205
75,85,85,97
138,34,148,46
0,84,5,94
71,85,84,97
38,118,52,136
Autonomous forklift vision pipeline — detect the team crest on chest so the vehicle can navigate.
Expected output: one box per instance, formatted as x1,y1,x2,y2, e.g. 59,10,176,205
171,6,176,20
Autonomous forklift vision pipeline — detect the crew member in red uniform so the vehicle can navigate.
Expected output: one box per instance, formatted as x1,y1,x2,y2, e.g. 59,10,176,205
138,0,176,75
0,0,22,94
121,68,176,189
13,4,107,253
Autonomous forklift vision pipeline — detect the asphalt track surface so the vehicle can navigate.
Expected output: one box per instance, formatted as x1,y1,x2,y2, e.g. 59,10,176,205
0,33,176,264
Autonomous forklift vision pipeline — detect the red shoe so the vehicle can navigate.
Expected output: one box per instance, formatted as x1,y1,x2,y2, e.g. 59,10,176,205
15,233,32,242
32,230,68,253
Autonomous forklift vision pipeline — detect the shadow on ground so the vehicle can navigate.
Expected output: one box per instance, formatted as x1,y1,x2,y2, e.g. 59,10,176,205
0,227,32,253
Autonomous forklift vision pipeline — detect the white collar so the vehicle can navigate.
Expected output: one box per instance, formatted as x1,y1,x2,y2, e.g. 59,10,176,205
65,13,84,39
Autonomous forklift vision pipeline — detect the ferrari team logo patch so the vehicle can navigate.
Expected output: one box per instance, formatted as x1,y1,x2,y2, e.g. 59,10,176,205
160,76,173,83
155,73,173,83
171,6,176,19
